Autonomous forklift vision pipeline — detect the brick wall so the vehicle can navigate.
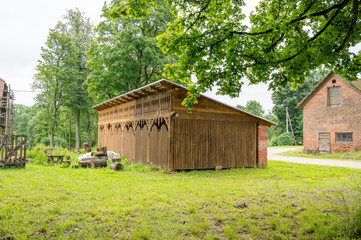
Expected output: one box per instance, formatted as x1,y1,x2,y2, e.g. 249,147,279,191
303,75,361,153
257,125,268,167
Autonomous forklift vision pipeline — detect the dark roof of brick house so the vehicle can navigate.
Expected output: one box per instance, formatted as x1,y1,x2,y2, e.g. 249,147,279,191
296,71,361,109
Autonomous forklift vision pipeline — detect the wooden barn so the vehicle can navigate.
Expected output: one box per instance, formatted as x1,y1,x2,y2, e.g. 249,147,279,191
93,80,275,170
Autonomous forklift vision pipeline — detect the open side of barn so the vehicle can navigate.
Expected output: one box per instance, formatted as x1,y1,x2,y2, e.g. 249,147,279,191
93,80,275,170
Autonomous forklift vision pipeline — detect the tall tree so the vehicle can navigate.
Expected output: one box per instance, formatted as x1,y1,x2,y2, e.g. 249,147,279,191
33,9,94,149
86,0,177,102
33,29,74,147
272,69,329,143
59,9,94,149
237,100,265,117
13,104,38,146
112,0,361,107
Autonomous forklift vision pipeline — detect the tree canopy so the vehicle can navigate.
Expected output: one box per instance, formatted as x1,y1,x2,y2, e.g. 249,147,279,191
237,100,265,118
113,0,361,107
33,9,96,148
86,0,177,102
272,69,329,143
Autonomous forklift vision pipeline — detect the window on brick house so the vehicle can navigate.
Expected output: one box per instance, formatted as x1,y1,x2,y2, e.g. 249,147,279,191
336,133,353,143
328,86,341,106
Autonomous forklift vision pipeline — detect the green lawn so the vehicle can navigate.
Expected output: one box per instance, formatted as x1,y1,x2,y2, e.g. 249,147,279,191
278,148,361,161
267,145,303,149
0,161,360,239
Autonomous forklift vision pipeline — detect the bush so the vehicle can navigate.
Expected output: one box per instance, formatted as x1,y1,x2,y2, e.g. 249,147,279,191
27,145,50,165
269,132,294,146
120,157,163,172
27,145,81,165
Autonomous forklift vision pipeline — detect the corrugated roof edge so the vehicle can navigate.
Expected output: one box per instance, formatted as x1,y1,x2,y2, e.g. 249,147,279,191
296,71,361,109
92,79,277,126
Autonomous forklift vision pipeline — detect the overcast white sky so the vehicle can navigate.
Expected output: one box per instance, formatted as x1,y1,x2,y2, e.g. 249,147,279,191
0,0,274,112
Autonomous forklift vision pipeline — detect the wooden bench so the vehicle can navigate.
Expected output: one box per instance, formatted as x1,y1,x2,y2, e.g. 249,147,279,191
47,155,65,164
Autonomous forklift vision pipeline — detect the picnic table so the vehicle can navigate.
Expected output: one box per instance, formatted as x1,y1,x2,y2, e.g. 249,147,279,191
47,155,65,164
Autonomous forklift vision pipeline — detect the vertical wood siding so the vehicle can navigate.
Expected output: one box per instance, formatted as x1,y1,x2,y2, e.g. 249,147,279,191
173,118,257,170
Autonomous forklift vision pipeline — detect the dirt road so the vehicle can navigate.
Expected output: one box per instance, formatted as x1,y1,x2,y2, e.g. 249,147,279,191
268,147,361,169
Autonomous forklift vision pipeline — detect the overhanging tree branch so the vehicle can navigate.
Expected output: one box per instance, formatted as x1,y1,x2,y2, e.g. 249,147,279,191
336,0,359,51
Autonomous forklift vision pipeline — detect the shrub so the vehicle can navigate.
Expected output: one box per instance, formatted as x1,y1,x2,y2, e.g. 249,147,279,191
27,145,50,165
269,132,294,146
27,145,81,165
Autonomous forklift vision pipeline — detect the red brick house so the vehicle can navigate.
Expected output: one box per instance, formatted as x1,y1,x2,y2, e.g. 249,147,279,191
296,71,361,154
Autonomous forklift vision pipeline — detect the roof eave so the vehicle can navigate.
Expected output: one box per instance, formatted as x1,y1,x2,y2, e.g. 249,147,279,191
296,70,335,109
92,79,277,127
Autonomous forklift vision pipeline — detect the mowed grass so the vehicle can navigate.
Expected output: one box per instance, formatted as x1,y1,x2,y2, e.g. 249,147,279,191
278,148,361,161
0,161,361,239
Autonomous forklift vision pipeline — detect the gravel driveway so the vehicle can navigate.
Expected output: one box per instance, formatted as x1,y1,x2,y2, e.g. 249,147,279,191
268,147,361,169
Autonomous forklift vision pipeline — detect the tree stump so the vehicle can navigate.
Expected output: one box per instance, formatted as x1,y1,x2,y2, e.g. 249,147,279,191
95,146,107,156
110,163,124,171
78,160,91,168
82,143,91,152
90,159,107,168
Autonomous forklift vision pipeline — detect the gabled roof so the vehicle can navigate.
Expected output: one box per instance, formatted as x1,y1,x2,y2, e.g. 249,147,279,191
296,71,361,109
93,79,276,126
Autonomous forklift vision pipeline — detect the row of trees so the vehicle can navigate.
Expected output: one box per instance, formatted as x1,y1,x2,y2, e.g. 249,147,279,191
19,1,177,148
237,69,329,145
15,0,360,148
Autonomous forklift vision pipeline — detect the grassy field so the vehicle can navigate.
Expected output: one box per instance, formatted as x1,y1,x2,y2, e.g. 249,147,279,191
278,148,361,161
1,160,361,239
267,145,303,149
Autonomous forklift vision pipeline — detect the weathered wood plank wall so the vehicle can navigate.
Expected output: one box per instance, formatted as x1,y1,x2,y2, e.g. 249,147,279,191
172,118,256,170
171,89,258,170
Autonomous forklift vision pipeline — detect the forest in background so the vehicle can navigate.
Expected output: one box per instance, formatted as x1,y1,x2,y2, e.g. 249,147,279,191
14,68,329,147
13,0,360,148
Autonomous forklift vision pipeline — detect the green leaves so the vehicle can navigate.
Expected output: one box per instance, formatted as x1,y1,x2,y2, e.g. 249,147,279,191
237,100,265,118
272,69,329,143
86,0,177,103
33,9,96,148
112,0,361,107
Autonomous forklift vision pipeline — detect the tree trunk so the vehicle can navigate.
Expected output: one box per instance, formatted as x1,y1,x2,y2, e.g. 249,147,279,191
75,109,81,149
50,101,57,147
110,163,123,171
78,159,92,168
90,159,107,168
68,113,72,148
86,114,92,146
